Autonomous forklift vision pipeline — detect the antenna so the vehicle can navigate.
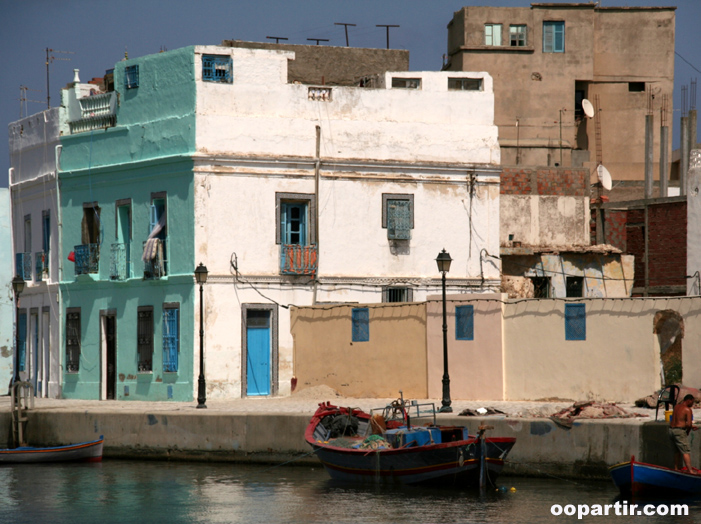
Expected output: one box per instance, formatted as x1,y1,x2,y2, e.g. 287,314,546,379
45,47,74,109
376,24,400,49
682,85,688,117
266,36,288,44
334,23,356,47
692,78,697,111
18,85,43,118
307,38,329,46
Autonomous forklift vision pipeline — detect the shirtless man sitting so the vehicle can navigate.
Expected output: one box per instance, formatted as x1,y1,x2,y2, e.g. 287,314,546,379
669,394,699,473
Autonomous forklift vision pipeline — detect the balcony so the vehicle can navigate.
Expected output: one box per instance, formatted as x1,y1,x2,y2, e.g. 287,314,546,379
143,239,167,280
68,92,117,134
15,252,32,281
110,243,131,281
74,244,100,275
280,244,317,277
35,251,49,281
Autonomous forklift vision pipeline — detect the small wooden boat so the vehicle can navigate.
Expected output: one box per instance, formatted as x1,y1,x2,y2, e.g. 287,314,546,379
305,397,515,487
609,455,701,497
0,436,104,464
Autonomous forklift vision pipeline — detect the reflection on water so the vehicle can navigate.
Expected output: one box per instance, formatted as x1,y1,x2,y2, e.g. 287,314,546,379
1,460,701,524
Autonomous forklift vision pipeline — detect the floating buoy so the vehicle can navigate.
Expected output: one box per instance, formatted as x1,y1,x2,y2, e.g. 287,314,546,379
498,486,507,493
510,487,517,492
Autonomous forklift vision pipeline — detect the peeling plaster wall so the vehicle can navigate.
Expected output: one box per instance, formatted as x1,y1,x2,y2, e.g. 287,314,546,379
192,45,502,398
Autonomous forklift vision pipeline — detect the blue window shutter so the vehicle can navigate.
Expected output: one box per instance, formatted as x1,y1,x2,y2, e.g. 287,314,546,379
565,303,586,340
149,204,158,233
18,313,27,371
352,308,369,342
43,213,50,252
163,308,179,372
281,203,307,245
456,305,474,340
387,199,411,240
544,21,564,53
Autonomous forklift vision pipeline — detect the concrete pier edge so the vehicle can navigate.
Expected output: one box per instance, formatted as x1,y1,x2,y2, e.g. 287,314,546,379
0,403,684,480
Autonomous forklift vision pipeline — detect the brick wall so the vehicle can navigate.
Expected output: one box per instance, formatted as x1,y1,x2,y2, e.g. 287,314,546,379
501,167,588,196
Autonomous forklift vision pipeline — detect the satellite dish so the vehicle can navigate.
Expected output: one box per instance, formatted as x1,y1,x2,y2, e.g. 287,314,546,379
582,99,595,118
597,164,612,190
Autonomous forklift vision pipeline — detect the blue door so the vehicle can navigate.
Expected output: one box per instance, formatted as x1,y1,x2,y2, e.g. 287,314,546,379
246,310,271,396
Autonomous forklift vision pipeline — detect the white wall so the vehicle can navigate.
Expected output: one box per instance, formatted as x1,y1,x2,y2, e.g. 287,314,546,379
688,150,701,295
192,46,502,397
8,109,62,398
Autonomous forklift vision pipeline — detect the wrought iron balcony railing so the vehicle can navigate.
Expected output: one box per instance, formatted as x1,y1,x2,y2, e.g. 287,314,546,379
280,244,317,277
15,252,32,281
74,244,100,275
110,243,131,281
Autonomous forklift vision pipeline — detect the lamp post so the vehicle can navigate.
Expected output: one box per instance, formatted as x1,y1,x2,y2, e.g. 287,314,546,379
11,275,25,385
435,249,452,413
195,263,208,409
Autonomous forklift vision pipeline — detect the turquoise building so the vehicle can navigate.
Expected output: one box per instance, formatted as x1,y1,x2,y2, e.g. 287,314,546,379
59,48,197,401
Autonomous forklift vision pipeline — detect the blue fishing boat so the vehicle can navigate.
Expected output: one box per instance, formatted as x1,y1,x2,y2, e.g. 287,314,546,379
609,456,701,497
0,436,104,464
305,396,515,487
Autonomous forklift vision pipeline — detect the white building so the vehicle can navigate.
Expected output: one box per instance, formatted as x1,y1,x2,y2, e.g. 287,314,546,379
8,108,62,398
192,46,501,397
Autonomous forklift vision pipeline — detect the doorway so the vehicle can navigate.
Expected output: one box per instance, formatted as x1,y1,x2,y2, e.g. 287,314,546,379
101,311,117,400
242,305,278,397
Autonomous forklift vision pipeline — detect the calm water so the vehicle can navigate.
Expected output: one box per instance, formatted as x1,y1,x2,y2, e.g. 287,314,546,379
1,460,700,524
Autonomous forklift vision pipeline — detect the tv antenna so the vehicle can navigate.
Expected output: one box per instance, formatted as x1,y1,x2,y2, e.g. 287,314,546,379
376,25,399,49
307,38,329,45
335,23,356,47
46,47,74,109
266,36,288,44
19,85,43,118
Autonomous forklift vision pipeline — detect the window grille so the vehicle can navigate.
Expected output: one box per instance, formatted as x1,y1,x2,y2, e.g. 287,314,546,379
456,305,474,340
566,276,584,298
448,78,483,91
125,65,139,89
510,25,527,47
543,21,565,53
387,199,412,240
202,55,233,83
565,303,586,341
137,307,153,372
66,309,81,372
391,77,421,89
485,24,502,46
163,306,179,372
383,287,412,303
531,277,551,298
352,308,369,342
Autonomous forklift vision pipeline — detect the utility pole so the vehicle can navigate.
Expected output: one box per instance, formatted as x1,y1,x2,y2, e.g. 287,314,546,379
334,23,356,47
376,25,399,49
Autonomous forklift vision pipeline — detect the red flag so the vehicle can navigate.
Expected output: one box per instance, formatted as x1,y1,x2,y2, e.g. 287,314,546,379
68,251,75,262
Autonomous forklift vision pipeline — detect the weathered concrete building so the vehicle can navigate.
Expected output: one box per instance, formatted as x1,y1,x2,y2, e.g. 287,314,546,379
445,3,676,197
500,166,633,298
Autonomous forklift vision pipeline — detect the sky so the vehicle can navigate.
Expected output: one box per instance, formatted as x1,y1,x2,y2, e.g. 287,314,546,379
2,0,700,188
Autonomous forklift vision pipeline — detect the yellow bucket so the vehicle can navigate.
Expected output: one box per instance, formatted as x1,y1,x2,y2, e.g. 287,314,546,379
665,410,673,423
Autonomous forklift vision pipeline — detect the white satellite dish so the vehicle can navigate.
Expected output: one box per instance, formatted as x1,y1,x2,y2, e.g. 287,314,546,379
597,164,613,190
582,99,595,118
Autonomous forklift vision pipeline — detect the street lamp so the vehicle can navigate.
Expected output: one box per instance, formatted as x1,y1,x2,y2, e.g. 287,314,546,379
435,249,452,413
11,275,25,384
195,263,208,409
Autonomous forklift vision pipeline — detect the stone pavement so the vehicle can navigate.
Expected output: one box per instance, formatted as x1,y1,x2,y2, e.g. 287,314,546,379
0,385,664,421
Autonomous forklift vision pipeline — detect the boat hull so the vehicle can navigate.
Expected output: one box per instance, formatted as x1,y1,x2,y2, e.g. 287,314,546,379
610,458,701,497
306,403,515,487
0,437,104,464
